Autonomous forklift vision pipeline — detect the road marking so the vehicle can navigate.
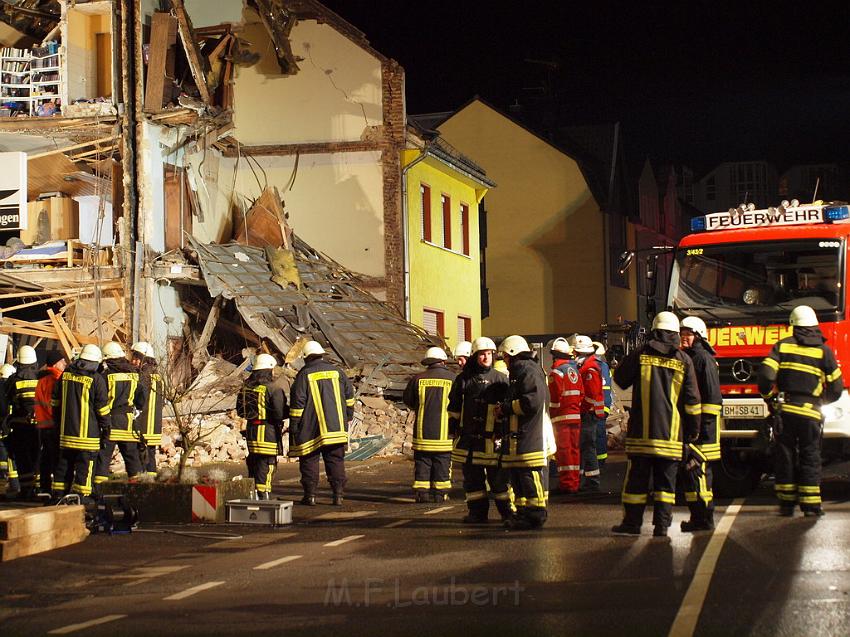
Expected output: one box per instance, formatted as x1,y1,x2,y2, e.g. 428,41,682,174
387,496,416,503
324,534,365,547
668,499,744,637
382,519,411,528
423,505,455,515
253,555,303,571
207,533,296,550
163,581,226,601
313,511,377,521
48,615,127,634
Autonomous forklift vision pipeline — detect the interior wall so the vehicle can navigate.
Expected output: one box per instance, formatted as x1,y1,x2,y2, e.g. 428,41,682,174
185,0,244,27
65,8,113,101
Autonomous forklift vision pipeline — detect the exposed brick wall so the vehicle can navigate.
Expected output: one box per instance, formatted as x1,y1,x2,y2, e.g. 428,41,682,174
381,59,406,316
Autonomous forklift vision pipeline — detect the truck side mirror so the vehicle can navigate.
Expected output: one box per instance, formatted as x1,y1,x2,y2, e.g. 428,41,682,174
646,255,659,297
617,251,634,275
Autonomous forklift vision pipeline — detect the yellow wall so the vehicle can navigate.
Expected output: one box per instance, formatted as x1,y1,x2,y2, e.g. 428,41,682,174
437,100,636,336
403,150,484,347
64,5,112,101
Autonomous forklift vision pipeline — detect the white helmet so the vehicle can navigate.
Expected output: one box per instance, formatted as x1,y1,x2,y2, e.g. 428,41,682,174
652,311,680,332
302,340,326,358
592,341,606,356
498,335,530,356
471,337,497,353
681,316,708,339
79,344,103,363
0,364,16,378
17,345,37,365
102,341,126,359
550,337,573,356
131,341,155,359
572,335,596,355
453,341,472,358
253,353,277,370
421,346,448,365
789,305,818,327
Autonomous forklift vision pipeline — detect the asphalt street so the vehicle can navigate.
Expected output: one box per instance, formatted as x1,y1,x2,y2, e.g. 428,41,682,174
1,455,849,637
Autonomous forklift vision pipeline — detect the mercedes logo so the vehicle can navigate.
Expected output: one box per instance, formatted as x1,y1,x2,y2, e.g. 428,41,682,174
731,359,754,382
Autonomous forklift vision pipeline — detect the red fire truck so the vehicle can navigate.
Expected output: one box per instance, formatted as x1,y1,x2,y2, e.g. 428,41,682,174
667,200,850,495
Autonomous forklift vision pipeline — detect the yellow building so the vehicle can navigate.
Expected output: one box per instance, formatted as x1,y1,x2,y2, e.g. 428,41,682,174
428,99,637,336
402,128,495,347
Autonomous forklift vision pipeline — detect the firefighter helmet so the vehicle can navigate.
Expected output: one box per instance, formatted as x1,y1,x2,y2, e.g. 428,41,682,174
253,353,277,370
131,341,155,359
302,340,326,357
472,337,497,353
421,346,448,365
789,305,818,327
0,364,15,378
498,335,530,356
592,340,606,356
102,342,126,359
572,335,596,355
652,311,680,332
17,345,37,365
453,341,472,358
80,344,103,363
550,337,573,356
681,316,708,338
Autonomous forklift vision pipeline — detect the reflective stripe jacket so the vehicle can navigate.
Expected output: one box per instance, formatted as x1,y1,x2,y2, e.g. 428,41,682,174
237,371,288,456
500,354,549,468
758,326,843,422
448,363,509,466
135,372,164,446
102,360,143,443
53,359,109,451
578,356,606,419
548,359,583,427
403,363,455,453
614,330,702,460
0,378,9,438
288,358,354,457
684,338,722,460
596,355,613,414
8,364,38,427
34,366,63,430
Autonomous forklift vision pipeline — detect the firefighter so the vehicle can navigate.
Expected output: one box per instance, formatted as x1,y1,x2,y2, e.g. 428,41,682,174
572,335,606,492
52,344,109,500
6,345,40,499
34,351,66,496
592,341,613,468
288,341,354,506
403,346,455,502
612,312,701,537
454,341,472,369
0,364,14,482
758,305,843,517
548,337,583,493
496,335,549,530
448,336,512,523
237,353,287,500
131,342,162,478
679,316,722,531
94,342,144,486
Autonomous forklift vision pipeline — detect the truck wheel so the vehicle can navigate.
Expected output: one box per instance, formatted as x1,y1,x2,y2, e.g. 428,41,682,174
713,449,763,498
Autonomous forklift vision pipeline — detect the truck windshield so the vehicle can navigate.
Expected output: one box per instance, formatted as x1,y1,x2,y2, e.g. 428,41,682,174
669,239,844,322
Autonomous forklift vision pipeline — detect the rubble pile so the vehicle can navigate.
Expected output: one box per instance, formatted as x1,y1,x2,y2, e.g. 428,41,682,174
350,396,414,458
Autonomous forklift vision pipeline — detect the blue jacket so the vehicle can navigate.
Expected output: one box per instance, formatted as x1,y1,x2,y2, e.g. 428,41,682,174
595,355,613,415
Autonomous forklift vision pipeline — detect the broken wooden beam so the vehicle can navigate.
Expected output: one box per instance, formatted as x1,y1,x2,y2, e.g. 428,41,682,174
192,295,224,370
169,0,213,105
232,187,290,249
0,506,88,562
144,12,178,113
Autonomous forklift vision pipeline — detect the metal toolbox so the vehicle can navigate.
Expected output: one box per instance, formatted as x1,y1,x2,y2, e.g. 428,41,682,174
226,499,293,526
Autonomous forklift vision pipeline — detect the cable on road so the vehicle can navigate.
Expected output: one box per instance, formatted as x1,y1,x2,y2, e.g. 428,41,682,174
134,528,244,541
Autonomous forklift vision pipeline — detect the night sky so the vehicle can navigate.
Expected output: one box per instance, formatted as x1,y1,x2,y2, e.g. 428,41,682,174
322,1,850,171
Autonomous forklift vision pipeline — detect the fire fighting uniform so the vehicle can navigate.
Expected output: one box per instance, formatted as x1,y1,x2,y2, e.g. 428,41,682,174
681,337,722,529
52,359,110,497
403,362,455,500
596,354,613,466
134,366,164,477
94,359,144,484
577,355,605,489
500,352,549,528
6,364,40,496
448,360,512,521
613,330,701,531
758,326,843,514
0,377,11,481
548,357,583,492
237,369,288,497
288,357,354,499
34,365,63,494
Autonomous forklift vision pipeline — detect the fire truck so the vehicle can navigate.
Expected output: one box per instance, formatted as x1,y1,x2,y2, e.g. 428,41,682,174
667,200,850,495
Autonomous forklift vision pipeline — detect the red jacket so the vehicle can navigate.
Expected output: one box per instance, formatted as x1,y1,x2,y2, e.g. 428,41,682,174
34,366,63,429
578,356,606,419
548,359,584,426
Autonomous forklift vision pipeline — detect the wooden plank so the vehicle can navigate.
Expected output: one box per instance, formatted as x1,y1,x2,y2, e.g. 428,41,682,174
0,525,89,562
1,294,78,314
56,312,81,351
191,295,223,369
0,505,85,540
46,310,74,359
144,12,178,113
27,136,119,161
232,187,288,249
169,0,212,105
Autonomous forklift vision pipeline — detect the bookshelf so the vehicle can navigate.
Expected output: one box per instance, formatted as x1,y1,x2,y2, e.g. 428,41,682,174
0,47,31,113
0,44,62,116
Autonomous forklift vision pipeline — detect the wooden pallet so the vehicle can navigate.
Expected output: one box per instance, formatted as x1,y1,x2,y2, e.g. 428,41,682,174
0,505,88,562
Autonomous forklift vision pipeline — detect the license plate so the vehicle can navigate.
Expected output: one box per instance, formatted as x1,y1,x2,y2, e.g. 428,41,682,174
722,403,766,419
